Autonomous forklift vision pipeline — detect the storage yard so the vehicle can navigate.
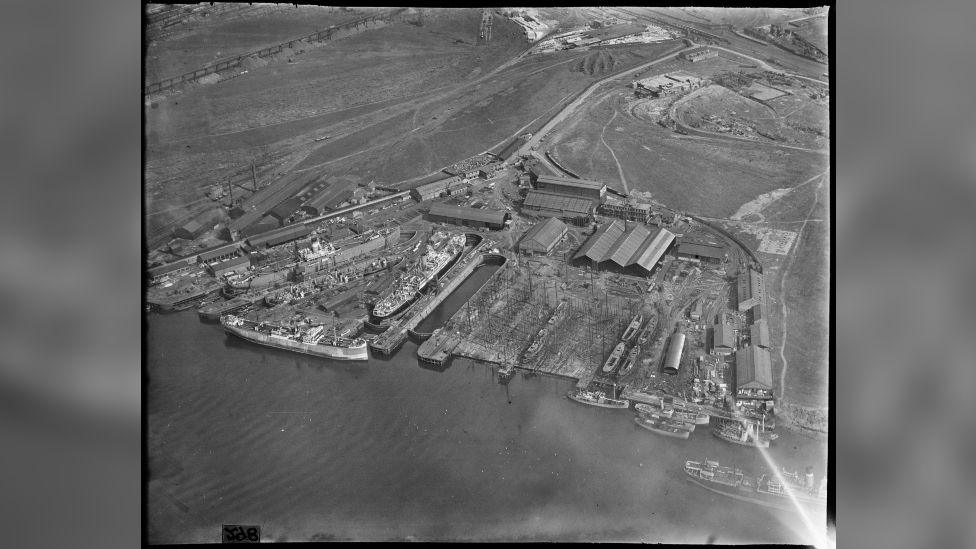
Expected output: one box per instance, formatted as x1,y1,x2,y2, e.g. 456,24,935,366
146,5,828,451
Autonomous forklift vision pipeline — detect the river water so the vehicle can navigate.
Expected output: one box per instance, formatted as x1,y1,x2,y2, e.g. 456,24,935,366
147,305,828,543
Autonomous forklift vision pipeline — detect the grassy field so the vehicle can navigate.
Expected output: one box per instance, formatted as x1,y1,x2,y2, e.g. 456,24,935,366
145,6,368,83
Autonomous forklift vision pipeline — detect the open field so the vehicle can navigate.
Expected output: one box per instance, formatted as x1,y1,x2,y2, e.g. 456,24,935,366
549,87,827,217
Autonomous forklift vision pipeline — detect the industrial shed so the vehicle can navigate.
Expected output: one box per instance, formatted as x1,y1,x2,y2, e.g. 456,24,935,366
518,218,568,255
246,224,312,249
522,190,595,226
663,329,686,375
240,219,280,239
197,243,240,264
173,219,205,240
573,220,675,273
410,176,468,202
678,241,726,263
268,196,304,224
737,267,766,311
147,258,194,284
535,175,607,201
712,323,735,355
750,319,771,348
735,345,774,400
426,203,508,230
207,254,252,277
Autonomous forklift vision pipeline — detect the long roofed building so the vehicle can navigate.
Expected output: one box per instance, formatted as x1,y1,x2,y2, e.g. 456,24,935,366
573,220,675,273
518,217,568,255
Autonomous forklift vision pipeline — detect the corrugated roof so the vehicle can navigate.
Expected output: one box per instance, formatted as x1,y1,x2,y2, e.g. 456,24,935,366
536,174,606,190
520,218,567,250
736,346,773,390
269,196,304,220
198,243,240,263
523,190,594,215
631,227,675,270
678,241,726,259
714,323,734,348
428,203,507,225
750,320,770,347
147,258,192,277
608,223,651,266
573,219,625,261
211,254,251,270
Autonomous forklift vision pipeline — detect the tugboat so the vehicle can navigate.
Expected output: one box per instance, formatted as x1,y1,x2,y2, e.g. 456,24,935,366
567,389,630,409
634,415,691,439
601,342,627,374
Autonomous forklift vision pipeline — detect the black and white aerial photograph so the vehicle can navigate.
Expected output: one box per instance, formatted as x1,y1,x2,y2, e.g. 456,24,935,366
144,5,832,544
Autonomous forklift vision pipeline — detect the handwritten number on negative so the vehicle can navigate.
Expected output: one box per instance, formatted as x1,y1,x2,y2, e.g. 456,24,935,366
222,525,260,543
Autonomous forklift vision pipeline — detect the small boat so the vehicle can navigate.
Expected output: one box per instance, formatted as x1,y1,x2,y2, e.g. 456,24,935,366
617,346,639,377
712,419,777,448
636,409,695,432
621,312,644,343
634,415,690,439
602,342,627,373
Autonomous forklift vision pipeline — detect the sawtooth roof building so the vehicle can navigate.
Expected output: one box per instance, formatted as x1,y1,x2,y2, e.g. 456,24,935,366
573,220,675,274
518,218,568,255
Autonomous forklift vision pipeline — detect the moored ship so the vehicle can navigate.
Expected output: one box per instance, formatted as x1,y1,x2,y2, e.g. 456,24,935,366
601,342,627,373
620,312,644,343
372,232,465,319
220,314,368,361
637,315,658,346
523,302,567,359
635,407,695,432
634,415,691,439
684,459,827,512
567,389,630,409
712,419,777,448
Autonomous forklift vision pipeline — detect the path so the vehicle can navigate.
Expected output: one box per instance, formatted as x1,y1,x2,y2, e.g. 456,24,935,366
599,109,628,193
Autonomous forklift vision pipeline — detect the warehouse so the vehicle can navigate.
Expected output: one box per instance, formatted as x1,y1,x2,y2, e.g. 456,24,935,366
268,197,304,225
663,329,686,375
573,220,676,274
411,176,469,202
147,258,194,285
427,203,508,230
535,175,607,201
750,319,771,349
735,345,774,402
677,241,726,264
246,224,312,249
207,254,251,278
737,267,766,311
240,218,280,239
518,218,568,255
751,303,764,322
173,219,205,240
712,323,735,355
522,190,595,226
684,48,718,62
197,243,241,264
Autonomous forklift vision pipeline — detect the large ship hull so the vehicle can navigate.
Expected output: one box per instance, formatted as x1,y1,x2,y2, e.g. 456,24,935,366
223,323,368,361
566,391,630,409
634,417,690,439
684,465,827,513
372,234,465,319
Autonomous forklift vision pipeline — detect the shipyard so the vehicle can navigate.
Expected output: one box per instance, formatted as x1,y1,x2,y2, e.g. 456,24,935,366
146,6,830,545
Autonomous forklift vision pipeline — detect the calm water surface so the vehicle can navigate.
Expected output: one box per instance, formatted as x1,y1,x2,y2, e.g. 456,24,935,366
147,310,827,543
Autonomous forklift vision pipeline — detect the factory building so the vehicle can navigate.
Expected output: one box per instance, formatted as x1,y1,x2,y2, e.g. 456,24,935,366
712,323,735,355
751,303,764,323
735,345,774,402
147,258,195,285
633,71,705,98
268,197,304,225
240,218,280,239
207,254,252,278
750,319,771,349
737,267,766,312
677,241,726,264
426,203,508,230
246,224,312,249
535,175,607,201
410,176,469,202
690,299,703,321
197,243,241,264
684,48,718,62
521,190,595,226
599,200,653,223
173,219,205,240
518,218,568,256
573,220,676,274
663,328,686,375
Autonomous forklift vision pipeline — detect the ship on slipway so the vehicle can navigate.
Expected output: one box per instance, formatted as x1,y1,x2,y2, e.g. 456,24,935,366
684,458,827,513
220,314,368,361
372,231,466,319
